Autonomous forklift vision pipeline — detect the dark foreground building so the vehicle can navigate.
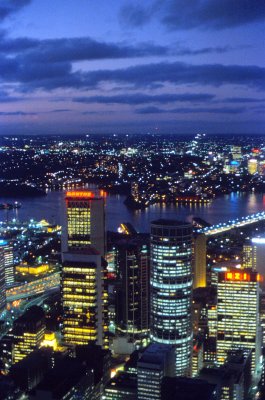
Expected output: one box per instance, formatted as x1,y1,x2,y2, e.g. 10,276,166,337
161,377,217,400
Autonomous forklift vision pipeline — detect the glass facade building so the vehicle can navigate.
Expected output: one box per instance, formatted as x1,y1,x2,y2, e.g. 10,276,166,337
150,219,193,376
61,190,108,350
192,233,207,289
217,270,262,378
61,250,109,349
0,248,6,313
62,190,105,257
115,239,149,336
0,240,14,287
242,241,257,270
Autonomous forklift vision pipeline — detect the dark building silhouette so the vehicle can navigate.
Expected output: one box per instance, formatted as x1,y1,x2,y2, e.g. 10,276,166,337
115,238,149,336
161,377,217,400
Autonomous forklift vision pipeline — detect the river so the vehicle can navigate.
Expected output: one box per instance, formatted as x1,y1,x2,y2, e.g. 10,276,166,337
0,191,264,232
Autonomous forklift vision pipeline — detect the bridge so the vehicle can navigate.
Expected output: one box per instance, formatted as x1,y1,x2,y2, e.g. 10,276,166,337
198,211,265,236
6,272,60,302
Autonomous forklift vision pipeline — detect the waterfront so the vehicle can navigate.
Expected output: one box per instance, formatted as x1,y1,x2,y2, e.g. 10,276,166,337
0,191,264,233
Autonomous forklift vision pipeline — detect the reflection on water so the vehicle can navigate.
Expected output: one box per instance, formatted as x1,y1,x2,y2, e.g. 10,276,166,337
0,191,264,233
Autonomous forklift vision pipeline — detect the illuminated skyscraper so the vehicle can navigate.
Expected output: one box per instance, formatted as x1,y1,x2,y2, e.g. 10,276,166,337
0,249,6,313
248,159,258,175
248,238,265,275
0,240,14,287
62,190,105,256
61,190,108,349
150,220,193,376
193,233,207,289
115,239,149,337
61,249,108,349
13,306,45,364
216,270,262,377
242,240,257,270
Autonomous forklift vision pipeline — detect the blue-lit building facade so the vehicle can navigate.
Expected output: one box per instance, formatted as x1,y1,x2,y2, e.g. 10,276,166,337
0,240,14,288
150,220,193,376
0,248,6,313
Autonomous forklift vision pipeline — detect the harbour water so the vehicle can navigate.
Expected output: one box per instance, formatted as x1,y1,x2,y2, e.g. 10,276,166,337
0,191,264,233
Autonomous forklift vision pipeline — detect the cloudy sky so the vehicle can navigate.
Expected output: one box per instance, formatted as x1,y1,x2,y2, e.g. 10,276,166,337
0,0,264,134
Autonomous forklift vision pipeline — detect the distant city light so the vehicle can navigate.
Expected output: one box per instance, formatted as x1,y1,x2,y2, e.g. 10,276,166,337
252,238,265,244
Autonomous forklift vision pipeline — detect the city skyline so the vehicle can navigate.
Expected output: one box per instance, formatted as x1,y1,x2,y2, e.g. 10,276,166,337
0,0,264,135
1,134,265,397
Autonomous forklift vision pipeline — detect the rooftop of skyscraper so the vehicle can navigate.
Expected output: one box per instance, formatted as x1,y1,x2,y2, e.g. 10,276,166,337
138,343,174,366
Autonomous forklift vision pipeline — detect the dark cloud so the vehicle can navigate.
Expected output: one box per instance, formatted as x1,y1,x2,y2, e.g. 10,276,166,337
135,106,165,114
0,29,238,62
82,62,265,90
49,109,72,113
0,30,38,52
174,45,246,56
163,0,265,30
26,38,169,62
1,56,264,94
0,0,31,21
120,0,265,30
73,92,215,105
0,110,37,116
0,30,169,60
136,106,246,114
82,110,113,115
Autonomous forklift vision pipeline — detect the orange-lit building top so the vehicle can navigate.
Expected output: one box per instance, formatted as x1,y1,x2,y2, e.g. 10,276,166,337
219,270,263,283
225,271,261,282
66,191,95,198
66,190,107,199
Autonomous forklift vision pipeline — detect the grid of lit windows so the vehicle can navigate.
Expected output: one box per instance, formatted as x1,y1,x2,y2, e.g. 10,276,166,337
137,368,163,400
63,191,106,257
13,307,45,364
150,220,193,376
116,242,149,336
242,242,257,270
216,270,261,377
62,255,109,349
14,328,45,363
0,250,6,312
67,200,91,248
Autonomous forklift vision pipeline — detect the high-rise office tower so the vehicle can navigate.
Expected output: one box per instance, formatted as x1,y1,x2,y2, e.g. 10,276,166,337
248,159,258,175
115,239,149,337
242,241,257,270
248,238,265,276
61,189,108,349
150,219,193,376
260,291,265,346
192,342,204,377
61,249,108,349
0,249,6,313
193,233,207,289
0,240,14,287
62,190,105,256
13,305,45,364
216,270,262,377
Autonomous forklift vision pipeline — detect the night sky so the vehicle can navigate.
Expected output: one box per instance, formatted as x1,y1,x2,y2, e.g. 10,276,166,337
0,0,264,135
